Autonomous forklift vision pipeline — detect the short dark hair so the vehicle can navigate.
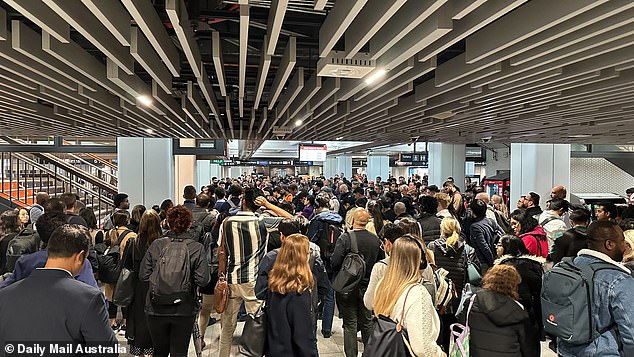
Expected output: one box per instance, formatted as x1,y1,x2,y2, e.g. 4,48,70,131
112,211,130,227
419,195,438,215
243,187,262,212
229,184,244,197
167,205,193,233
353,187,365,195
278,201,294,214
78,208,98,230
114,193,129,208
47,224,90,259
549,199,569,212
59,192,77,210
498,235,530,256
289,184,298,192
196,193,211,208
526,192,540,206
622,206,634,220
510,209,540,235
427,185,439,193
36,212,67,244
587,220,623,245
214,187,226,200
315,194,330,209
600,202,618,219
570,208,591,225
355,197,368,208
279,218,302,237
626,187,634,195
183,185,197,200
380,223,405,243
470,199,488,219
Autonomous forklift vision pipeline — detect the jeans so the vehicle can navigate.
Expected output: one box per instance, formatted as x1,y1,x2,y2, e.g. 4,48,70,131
146,315,195,357
321,286,335,333
218,283,261,357
336,288,373,357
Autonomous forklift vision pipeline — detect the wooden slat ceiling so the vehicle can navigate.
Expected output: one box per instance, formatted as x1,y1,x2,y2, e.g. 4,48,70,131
0,0,631,145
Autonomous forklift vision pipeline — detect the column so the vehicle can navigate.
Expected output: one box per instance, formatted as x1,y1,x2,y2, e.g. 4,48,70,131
174,139,196,205
336,155,352,178
117,137,174,207
366,155,390,181
323,156,337,178
510,143,570,208
195,161,222,189
428,143,465,187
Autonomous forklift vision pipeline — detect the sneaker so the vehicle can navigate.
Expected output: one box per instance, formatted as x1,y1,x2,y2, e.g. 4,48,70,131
321,330,332,338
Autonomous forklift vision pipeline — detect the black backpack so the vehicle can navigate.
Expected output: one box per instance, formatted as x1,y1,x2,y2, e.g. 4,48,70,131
5,227,40,272
97,230,133,284
363,284,417,357
312,218,344,261
332,231,366,295
149,237,192,305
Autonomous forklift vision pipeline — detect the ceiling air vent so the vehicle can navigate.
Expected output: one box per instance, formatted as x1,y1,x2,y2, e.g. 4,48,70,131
317,51,376,79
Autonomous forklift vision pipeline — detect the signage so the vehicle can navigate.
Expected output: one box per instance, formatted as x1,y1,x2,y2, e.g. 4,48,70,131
299,144,327,162
395,152,428,166
272,126,294,134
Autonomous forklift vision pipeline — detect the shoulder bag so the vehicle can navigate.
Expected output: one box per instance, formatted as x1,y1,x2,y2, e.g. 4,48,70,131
113,236,135,307
464,245,482,286
449,294,476,357
214,220,231,313
239,299,267,357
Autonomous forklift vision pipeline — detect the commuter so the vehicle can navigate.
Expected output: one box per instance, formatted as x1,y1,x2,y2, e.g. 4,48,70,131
103,192,130,229
474,192,497,221
371,235,445,357
345,196,366,230
459,264,538,356
550,208,590,264
127,205,146,233
622,229,634,275
363,223,406,310
381,197,397,222
105,211,135,333
191,193,217,236
60,192,88,227
122,210,161,357
331,209,384,357
218,183,243,213
510,209,549,259
428,217,474,350
436,192,454,219
289,184,304,212
597,202,618,222
495,235,545,350
139,205,210,357
78,207,103,247
393,201,412,223
217,188,292,357
158,199,173,230
261,233,315,356
183,185,197,211
0,211,21,274
306,193,344,339
213,186,228,211
557,221,634,356
0,225,117,349
29,191,49,223
0,212,97,289
443,181,465,219
17,207,30,228
365,200,389,237
524,191,543,219
300,194,315,219
492,194,509,219
538,198,569,251
550,185,567,200
469,199,504,272
418,195,441,244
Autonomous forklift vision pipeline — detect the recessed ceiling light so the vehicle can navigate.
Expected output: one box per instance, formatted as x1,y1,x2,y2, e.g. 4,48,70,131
568,134,592,138
364,69,387,85
144,128,154,134
295,119,303,126
137,95,153,107
336,136,344,140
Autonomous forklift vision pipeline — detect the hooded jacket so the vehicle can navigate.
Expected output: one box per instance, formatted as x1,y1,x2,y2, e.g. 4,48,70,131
538,210,568,250
519,226,549,259
306,210,343,274
461,289,539,357
494,254,545,341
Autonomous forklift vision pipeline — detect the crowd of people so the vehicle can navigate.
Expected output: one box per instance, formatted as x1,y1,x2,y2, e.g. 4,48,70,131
1,172,634,357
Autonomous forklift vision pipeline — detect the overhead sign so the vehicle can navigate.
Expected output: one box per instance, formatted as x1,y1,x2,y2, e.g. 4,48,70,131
299,144,327,162
272,126,294,134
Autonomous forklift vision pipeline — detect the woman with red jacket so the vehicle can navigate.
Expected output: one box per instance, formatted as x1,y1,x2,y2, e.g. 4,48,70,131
510,209,548,258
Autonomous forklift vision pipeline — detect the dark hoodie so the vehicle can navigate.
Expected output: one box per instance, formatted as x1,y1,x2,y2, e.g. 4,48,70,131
461,289,539,357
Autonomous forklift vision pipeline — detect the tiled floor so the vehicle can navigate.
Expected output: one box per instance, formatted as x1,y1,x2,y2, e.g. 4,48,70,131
116,314,557,356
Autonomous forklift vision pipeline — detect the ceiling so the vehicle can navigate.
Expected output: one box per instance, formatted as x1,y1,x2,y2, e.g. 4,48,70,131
0,0,632,146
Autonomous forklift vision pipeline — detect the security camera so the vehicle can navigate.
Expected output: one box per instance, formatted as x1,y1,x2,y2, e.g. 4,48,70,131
481,136,492,143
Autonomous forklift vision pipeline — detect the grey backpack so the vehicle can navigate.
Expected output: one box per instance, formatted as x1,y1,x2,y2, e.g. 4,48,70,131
541,257,621,344
149,238,192,305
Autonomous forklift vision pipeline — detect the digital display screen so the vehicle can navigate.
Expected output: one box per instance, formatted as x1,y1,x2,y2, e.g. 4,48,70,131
299,144,327,162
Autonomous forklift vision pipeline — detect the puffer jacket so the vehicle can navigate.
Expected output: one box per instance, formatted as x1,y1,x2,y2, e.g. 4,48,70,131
494,254,545,341
519,226,549,259
139,230,210,317
460,289,539,357
418,213,441,245
428,237,473,311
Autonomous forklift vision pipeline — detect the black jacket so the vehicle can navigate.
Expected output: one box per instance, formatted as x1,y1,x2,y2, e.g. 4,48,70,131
0,269,116,350
428,237,476,310
460,289,539,357
331,229,384,289
265,291,314,357
139,231,210,317
191,206,215,234
469,218,503,269
418,213,441,245
550,226,587,264
495,255,545,341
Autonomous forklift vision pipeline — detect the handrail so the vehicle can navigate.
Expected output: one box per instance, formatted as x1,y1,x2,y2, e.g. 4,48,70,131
83,152,118,171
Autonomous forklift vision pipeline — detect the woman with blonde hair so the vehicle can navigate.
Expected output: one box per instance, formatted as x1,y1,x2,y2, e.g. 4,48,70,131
371,235,445,357
459,264,538,357
435,193,453,219
622,229,634,275
266,233,315,356
492,194,509,219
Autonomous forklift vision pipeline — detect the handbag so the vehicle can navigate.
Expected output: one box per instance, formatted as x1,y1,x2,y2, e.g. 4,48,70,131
239,301,267,357
464,245,482,286
214,221,230,313
449,294,477,357
113,236,135,307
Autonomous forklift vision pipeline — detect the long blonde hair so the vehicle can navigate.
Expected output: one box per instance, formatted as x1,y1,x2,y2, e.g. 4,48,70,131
269,234,314,294
623,230,634,262
440,217,461,248
373,236,422,316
